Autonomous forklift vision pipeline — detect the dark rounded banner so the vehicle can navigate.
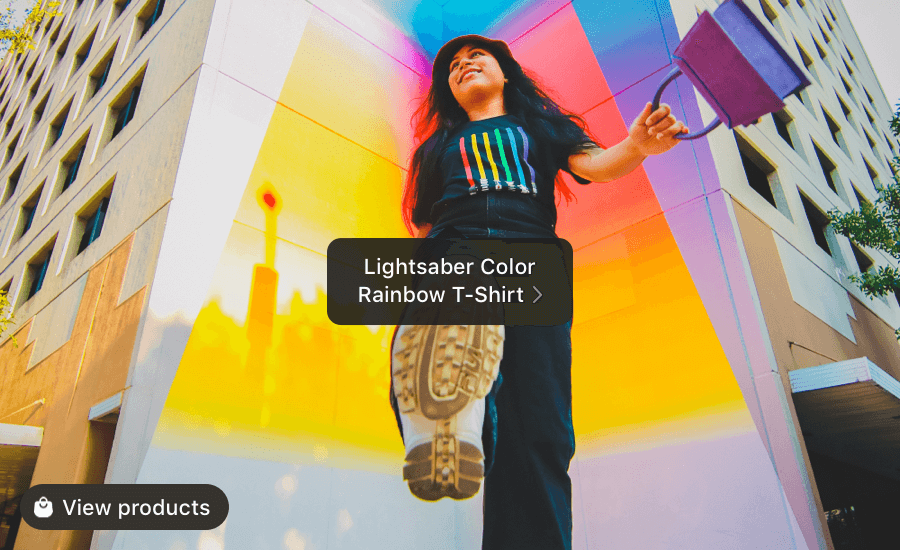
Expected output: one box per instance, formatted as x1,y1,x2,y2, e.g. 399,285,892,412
327,238,573,325
21,484,228,530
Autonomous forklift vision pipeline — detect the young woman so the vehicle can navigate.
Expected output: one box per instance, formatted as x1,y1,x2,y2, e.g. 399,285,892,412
389,34,688,549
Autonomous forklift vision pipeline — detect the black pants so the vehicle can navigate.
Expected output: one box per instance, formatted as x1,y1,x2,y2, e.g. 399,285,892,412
389,193,576,550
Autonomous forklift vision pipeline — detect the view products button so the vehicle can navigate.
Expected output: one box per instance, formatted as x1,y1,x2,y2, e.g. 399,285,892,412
21,484,228,530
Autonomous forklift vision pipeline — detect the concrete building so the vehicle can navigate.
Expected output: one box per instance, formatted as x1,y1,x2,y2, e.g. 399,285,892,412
0,0,896,548
668,0,900,547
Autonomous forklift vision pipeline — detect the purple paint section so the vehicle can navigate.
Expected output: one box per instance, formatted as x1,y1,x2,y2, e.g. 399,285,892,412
572,0,674,95
575,432,809,549
601,77,715,211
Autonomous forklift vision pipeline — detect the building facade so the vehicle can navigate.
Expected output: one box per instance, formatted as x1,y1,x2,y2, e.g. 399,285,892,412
0,0,896,548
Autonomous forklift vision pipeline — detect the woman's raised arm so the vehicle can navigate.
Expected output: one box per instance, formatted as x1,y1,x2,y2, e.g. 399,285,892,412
568,103,688,183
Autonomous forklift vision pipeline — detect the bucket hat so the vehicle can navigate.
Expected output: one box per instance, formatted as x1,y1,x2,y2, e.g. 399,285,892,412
432,34,513,83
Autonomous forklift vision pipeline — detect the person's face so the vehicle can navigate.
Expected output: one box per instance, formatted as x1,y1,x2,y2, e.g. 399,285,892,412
448,44,505,108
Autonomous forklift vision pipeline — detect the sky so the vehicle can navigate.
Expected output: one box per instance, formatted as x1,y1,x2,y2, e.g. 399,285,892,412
842,0,900,108
0,0,896,105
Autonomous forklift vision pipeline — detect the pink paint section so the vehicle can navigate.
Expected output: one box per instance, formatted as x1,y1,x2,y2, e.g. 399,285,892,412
756,371,826,550
509,3,613,115
576,432,809,549
492,0,574,47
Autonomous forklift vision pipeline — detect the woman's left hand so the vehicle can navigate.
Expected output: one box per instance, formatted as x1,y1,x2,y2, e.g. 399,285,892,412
629,102,689,156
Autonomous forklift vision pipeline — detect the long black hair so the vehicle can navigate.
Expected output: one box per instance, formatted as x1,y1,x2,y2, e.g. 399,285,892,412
402,41,600,234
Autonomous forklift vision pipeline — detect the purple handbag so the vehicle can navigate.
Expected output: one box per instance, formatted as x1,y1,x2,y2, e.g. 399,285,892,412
652,0,811,140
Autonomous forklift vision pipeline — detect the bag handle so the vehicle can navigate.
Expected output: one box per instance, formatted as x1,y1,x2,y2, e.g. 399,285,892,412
652,67,721,140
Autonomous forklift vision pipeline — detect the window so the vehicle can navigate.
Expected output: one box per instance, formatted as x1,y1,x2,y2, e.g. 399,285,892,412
4,114,14,138
760,0,778,25
813,142,839,194
114,0,132,20
31,90,50,133
24,239,56,301
76,191,111,254
6,130,21,164
18,184,43,239
736,134,783,213
49,23,61,46
48,100,72,147
813,39,827,62
55,30,72,65
863,157,880,188
27,76,40,105
110,73,142,139
772,110,794,149
1,159,24,205
837,96,853,125
852,184,870,210
793,41,818,106
89,46,115,97
139,0,165,38
863,88,873,105
796,40,813,70
59,140,87,193
74,30,96,72
864,131,877,153
822,107,846,155
818,23,830,43
799,192,832,255
0,281,11,313
850,243,873,274
840,76,853,97
777,0,788,7
842,58,854,79
25,59,36,80
864,108,874,124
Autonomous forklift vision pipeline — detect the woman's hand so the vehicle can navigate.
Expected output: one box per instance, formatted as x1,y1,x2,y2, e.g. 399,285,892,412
628,102,689,156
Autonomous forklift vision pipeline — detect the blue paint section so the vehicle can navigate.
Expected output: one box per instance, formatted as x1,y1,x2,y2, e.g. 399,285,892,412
364,0,550,57
572,0,674,95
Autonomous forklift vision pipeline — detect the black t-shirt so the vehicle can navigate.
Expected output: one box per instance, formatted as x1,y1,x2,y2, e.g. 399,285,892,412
430,114,595,222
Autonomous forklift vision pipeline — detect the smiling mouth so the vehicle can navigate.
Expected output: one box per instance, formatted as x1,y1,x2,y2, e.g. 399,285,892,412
459,69,480,83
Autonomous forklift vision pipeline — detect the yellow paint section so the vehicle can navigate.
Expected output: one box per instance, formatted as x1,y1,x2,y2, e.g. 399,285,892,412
275,9,427,169
235,104,409,252
155,285,402,468
571,214,749,444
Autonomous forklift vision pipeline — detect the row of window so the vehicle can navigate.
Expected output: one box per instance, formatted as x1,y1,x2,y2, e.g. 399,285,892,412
0,0,163,160
1,180,112,309
737,130,897,305
0,67,141,219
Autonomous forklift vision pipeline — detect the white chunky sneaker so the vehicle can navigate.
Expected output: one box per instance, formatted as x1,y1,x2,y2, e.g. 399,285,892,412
392,324,504,500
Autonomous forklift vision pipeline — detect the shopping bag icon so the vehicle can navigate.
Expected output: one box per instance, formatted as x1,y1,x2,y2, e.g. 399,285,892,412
34,497,53,518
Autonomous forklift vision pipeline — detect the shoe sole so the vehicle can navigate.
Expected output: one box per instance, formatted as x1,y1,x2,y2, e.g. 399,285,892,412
402,416,485,500
392,324,503,420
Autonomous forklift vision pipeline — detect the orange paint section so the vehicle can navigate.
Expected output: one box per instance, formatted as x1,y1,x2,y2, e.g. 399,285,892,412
152,7,753,469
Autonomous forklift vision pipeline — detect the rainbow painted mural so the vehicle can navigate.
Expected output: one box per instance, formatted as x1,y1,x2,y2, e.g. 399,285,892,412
114,0,814,548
